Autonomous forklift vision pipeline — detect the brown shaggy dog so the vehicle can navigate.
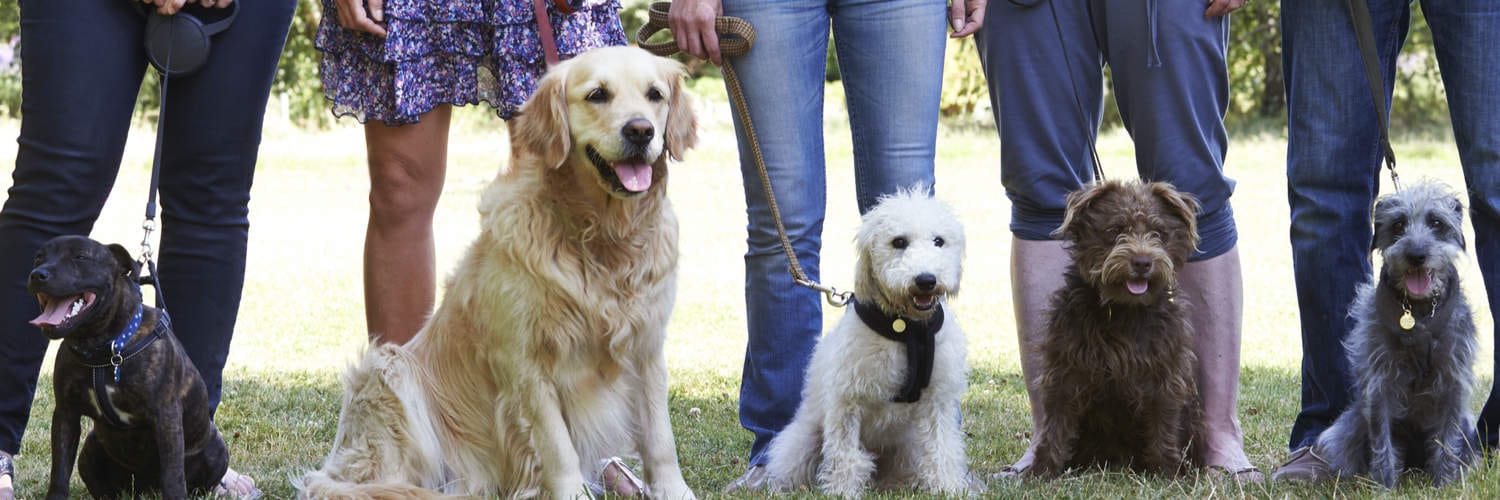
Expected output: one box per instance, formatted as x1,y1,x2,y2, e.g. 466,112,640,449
299,47,699,499
1027,179,1204,478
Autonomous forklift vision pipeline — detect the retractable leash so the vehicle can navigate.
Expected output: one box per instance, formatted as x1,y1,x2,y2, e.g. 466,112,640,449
638,2,854,307
132,3,240,323
1346,0,1402,192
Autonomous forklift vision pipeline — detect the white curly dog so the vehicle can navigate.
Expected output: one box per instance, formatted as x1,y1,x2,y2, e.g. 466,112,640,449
764,187,972,497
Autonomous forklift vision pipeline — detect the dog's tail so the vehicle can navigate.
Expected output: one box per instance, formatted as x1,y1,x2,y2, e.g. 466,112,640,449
298,344,454,499
298,472,454,500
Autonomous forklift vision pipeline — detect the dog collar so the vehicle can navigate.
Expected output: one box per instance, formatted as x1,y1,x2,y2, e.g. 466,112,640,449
853,297,943,403
110,304,145,381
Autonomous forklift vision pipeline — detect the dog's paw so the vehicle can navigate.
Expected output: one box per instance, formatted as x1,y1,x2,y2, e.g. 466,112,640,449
650,480,695,500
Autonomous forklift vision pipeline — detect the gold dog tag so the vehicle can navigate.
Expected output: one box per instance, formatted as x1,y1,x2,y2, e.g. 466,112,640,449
892,318,907,333
1399,310,1416,330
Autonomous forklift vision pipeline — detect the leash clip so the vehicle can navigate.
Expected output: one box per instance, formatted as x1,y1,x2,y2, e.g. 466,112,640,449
139,218,157,263
794,276,852,307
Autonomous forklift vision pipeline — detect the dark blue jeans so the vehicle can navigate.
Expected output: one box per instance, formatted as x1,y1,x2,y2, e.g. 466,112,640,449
1284,0,1500,451
0,0,294,455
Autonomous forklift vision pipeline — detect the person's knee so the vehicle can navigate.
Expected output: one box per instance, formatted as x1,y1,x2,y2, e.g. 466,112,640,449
368,151,444,227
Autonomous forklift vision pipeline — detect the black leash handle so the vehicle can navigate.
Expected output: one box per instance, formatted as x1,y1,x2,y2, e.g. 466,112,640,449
1345,0,1401,191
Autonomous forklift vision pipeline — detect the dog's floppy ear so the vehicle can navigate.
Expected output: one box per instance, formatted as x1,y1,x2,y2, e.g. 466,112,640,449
513,61,573,169
107,243,140,280
1371,196,1400,253
659,57,698,161
1150,182,1201,252
1053,181,1115,241
1451,197,1467,249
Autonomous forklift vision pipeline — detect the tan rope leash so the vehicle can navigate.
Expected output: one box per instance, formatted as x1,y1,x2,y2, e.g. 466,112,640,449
638,2,852,307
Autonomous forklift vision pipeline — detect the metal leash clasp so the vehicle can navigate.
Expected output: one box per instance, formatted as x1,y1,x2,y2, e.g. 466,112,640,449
795,276,853,307
139,218,157,265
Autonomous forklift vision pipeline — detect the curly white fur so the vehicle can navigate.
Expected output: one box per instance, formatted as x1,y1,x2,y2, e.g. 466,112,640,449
764,187,972,497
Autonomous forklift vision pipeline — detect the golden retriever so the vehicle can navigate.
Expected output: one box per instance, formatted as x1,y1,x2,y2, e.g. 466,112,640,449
299,46,699,499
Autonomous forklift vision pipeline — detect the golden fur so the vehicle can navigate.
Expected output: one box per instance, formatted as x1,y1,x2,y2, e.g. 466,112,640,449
300,46,699,499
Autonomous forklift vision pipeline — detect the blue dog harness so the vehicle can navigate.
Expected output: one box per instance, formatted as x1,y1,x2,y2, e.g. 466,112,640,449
68,304,168,428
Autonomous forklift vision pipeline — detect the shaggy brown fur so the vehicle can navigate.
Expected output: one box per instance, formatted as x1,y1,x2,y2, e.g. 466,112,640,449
1028,179,1205,478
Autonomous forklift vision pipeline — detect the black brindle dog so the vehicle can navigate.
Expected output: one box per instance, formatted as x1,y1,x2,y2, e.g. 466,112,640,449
29,235,228,500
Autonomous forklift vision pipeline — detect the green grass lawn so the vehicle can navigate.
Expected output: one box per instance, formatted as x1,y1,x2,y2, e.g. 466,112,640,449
1,90,1497,498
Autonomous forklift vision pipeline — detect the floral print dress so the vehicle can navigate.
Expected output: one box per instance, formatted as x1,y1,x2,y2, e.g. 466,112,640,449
316,0,626,125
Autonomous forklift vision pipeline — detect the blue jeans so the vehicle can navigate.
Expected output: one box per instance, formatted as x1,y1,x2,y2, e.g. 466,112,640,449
0,0,295,455
720,0,946,465
974,0,1237,260
1284,0,1500,451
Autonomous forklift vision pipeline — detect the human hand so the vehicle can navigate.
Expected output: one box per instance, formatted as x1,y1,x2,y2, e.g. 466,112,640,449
949,0,986,38
196,0,234,7
1204,0,1246,18
335,0,389,37
140,0,188,15
669,0,724,65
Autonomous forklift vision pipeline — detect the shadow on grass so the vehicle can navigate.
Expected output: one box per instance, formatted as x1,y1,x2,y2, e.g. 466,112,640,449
10,365,1499,499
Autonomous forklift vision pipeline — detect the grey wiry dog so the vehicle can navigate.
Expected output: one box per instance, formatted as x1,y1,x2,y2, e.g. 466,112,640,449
29,235,230,500
1314,181,1479,488
1029,180,1203,478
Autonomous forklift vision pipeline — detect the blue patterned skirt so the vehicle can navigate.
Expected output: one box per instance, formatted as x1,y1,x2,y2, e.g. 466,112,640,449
316,0,626,125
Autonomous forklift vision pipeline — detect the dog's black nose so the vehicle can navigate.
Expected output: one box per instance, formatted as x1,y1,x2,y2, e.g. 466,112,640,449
1131,256,1153,274
1408,254,1427,267
915,273,937,292
622,118,655,146
29,268,49,284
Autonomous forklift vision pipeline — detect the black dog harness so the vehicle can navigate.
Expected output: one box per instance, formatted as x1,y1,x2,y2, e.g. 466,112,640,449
853,298,944,403
68,304,167,428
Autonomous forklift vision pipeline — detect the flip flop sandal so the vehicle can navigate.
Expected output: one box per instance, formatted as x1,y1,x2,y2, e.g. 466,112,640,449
0,453,14,500
591,457,647,498
1206,464,1266,484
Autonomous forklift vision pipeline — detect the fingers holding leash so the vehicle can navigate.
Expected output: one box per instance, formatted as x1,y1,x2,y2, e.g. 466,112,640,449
669,0,724,64
334,0,389,37
1204,0,1246,18
949,0,987,38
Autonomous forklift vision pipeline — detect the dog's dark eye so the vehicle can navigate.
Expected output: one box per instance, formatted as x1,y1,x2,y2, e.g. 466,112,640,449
1393,220,1406,237
892,237,908,249
934,237,945,248
646,87,664,102
585,88,611,103
1429,216,1443,230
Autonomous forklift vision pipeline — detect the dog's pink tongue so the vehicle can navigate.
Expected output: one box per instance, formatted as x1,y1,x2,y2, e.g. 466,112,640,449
612,162,653,192
30,297,71,327
1406,272,1433,296
1126,279,1149,295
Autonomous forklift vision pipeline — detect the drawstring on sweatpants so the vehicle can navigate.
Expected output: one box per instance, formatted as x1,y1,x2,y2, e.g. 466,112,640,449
1146,0,1163,67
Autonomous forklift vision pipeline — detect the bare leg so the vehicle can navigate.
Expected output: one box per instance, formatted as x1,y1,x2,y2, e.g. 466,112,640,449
1004,239,1070,474
363,105,452,344
1180,246,1257,479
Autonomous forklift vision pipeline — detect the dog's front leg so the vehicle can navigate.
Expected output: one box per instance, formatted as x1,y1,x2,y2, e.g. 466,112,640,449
913,402,970,495
633,351,695,499
1365,400,1399,488
154,398,190,499
524,382,589,498
1426,418,1470,487
817,402,873,498
1028,395,1080,479
46,408,82,500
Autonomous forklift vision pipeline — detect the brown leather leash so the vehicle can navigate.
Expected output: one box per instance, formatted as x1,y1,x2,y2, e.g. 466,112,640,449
533,0,576,66
637,2,852,307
